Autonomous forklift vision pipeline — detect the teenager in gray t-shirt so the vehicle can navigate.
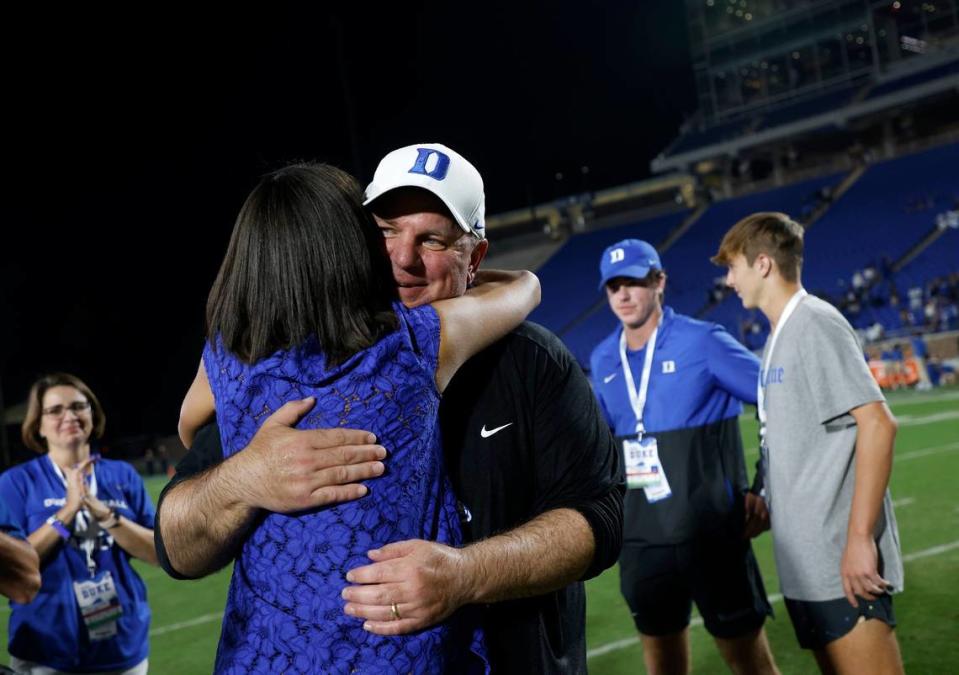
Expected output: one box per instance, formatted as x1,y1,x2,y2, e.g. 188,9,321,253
713,212,905,675
761,294,903,601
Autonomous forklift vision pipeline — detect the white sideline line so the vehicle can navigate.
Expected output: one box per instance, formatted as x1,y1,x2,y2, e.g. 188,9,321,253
739,389,959,421
887,390,959,407
895,442,959,462
892,497,915,508
744,441,959,464
586,635,640,659
150,611,224,637
897,410,959,426
9,537,957,644
587,594,787,659
586,538,959,661
903,540,959,563
4,438,955,637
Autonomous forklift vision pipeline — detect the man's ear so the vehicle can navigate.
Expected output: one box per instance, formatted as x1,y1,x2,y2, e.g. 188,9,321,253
756,253,773,278
467,238,489,282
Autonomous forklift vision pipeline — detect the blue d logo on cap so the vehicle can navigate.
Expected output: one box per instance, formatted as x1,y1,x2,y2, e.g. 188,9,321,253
409,148,451,181
598,239,662,290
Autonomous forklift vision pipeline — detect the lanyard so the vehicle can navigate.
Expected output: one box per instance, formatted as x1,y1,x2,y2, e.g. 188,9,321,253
757,289,807,436
49,455,100,576
618,320,660,437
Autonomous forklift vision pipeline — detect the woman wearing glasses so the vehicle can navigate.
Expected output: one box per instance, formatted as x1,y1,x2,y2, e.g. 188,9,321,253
0,373,157,674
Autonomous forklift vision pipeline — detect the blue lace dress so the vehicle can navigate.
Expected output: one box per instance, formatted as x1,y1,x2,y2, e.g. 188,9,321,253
204,302,487,674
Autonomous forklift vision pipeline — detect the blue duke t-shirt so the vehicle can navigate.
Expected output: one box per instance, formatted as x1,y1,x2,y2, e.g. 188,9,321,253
0,456,155,672
0,498,25,539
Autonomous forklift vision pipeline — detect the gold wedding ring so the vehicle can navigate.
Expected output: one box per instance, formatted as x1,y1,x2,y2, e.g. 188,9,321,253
390,602,401,621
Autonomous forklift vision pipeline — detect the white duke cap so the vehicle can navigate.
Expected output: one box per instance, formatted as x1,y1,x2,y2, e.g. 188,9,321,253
364,143,486,239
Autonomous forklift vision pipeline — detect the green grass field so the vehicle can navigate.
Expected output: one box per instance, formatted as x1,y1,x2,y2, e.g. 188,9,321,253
2,387,957,673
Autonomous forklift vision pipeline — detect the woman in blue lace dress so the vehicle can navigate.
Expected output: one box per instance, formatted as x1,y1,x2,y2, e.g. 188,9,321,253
177,163,539,674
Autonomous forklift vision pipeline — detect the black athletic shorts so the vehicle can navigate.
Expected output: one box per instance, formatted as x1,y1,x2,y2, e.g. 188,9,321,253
619,537,772,639
785,593,896,650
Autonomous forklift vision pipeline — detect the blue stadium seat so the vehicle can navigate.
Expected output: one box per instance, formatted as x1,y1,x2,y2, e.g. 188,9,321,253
897,226,959,291
666,118,751,156
865,59,959,101
662,173,843,320
530,210,688,334
538,143,957,365
803,143,959,294
555,174,842,365
758,87,859,131
705,296,769,350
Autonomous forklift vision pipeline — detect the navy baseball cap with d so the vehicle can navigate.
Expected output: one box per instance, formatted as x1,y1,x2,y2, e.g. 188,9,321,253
598,239,663,290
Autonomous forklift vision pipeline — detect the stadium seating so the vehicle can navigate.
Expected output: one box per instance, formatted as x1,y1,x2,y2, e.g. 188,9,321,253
865,58,959,100
711,143,959,341
529,210,688,334
551,173,843,365
665,118,752,156
535,142,957,367
704,296,769,350
802,142,959,294
897,225,959,292
662,173,843,318
757,86,859,131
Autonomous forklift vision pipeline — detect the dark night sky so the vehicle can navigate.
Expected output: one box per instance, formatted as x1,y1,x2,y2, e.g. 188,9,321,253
1,3,695,443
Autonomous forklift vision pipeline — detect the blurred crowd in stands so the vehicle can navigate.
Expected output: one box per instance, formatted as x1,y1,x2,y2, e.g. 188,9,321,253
838,269,959,337
730,269,959,351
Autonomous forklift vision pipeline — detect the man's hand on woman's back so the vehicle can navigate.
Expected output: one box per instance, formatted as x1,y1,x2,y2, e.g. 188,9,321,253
234,397,387,513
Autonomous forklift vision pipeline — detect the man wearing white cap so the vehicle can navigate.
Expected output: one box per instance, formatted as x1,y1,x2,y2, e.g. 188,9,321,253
156,143,624,673
590,239,779,675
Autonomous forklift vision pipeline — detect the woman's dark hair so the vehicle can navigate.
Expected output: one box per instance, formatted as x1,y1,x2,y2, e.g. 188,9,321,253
22,373,106,453
206,163,398,364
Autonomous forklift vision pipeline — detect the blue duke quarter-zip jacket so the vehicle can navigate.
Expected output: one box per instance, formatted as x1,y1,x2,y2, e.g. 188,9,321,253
590,306,760,544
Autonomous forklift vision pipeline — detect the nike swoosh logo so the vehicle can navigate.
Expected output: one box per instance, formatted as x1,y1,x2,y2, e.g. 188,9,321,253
603,373,617,384
480,423,513,438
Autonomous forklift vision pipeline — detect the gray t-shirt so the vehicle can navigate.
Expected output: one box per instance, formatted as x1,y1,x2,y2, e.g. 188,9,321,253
761,294,904,601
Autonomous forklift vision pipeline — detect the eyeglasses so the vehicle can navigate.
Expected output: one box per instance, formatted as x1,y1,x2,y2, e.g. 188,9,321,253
41,401,92,417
